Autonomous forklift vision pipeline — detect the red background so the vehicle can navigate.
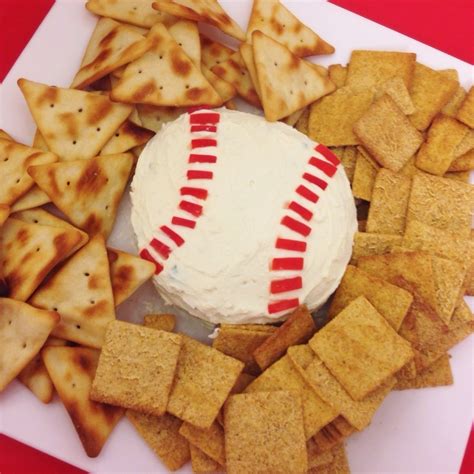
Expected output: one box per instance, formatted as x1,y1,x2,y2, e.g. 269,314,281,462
0,0,472,473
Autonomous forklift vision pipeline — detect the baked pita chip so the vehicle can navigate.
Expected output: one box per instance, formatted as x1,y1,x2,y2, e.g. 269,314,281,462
351,148,380,201
252,31,336,121
127,410,190,470
29,153,134,237
18,352,54,403
409,63,458,131
107,247,155,306
375,76,415,115
111,23,222,107
152,0,245,41
201,66,236,103
200,34,234,69
42,346,123,457
10,186,50,213
246,0,334,56
0,218,85,301
239,42,261,99
143,313,176,332
0,298,59,392
30,235,115,348
179,421,225,466
0,138,57,206
456,86,474,128
168,19,201,67
449,149,474,172
100,120,154,155
328,64,347,89
86,0,176,27
71,18,154,89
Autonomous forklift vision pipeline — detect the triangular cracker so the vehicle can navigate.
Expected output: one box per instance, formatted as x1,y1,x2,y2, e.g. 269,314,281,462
246,0,334,56
0,218,86,301
71,18,154,90
10,186,50,213
28,153,134,237
239,43,261,99
201,65,236,103
18,79,132,161
30,235,115,348
0,298,59,392
42,346,123,457
107,248,155,306
0,206,9,297
137,105,185,133
111,23,222,107
252,31,336,121
153,0,245,41
18,353,55,404
168,19,201,67
0,205,9,227
0,138,57,206
200,34,234,69
100,120,154,155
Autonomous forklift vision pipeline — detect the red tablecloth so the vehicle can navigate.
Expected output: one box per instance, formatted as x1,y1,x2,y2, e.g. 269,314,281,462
0,1,473,473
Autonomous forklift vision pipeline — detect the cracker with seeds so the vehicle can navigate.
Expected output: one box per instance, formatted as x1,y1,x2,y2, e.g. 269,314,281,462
224,391,308,474
143,313,176,332
179,421,225,466
351,148,380,201
309,296,414,400
456,86,474,128
90,321,182,415
375,76,415,115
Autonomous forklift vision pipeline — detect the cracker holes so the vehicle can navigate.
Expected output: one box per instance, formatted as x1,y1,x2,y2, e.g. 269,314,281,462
290,90,294,95
274,62,278,67
67,181,71,186
72,383,76,388
22,342,27,349
8,320,12,325
84,272,90,277
159,55,163,60
300,39,304,43
96,127,101,132
50,104,54,108
33,219,39,223
105,205,109,210
159,85,164,90
138,70,142,74
133,6,137,10
3,157,8,162
115,133,120,137
36,247,40,252
72,140,77,145
90,299,95,305
178,43,183,47
53,307,58,311
15,178,20,184
76,324,81,329
78,108,83,113
185,84,190,89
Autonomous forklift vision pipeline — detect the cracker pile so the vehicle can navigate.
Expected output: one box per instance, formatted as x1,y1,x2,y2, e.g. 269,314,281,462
0,0,473,472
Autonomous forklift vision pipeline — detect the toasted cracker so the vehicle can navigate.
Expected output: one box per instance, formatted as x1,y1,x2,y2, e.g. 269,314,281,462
351,148,380,201
10,186,50,212
0,205,9,227
442,86,467,117
454,130,474,157
312,421,353,454
456,86,474,128
351,232,403,262
407,173,474,239
283,107,307,127
339,146,357,183
168,19,201,67
449,149,474,172
309,296,414,400
375,76,415,115
224,391,307,474
137,104,185,133
307,438,334,469
329,265,413,331
143,313,176,332
100,120,154,155
354,94,423,171
315,444,350,474
200,34,234,70
190,445,222,473
217,323,277,334
180,421,225,466
409,63,458,131
18,79,132,161
253,305,315,371
295,107,310,135
444,170,471,183
346,50,416,89
0,218,85,301
201,66,237,103
239,43,261,99
308,87,374,146
127,410,190,470
0,298,59,392
18,353,54,404
42,347,123,457
416,115,469,176
328,64,347,89
167,336,243,428
29,153,134,238
366,169,412,234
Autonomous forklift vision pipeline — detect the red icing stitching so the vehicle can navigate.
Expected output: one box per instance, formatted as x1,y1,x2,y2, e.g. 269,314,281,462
161,225,184,247
275,238,307,252
189,112,220,124
288,201,313,221
281,215,312,237
296,184,319,203
140,249,163,275
179,200,203,217
272,258,304,271
150,238,171,259
309,157,337,177
187,170,213,180
303,172,328,190
268,298,300,314
180,187,208,199
315,144,340,166
192,138,217,149
189,154,217,163
191,125,217,133
270,277,302,294
172,216,196,228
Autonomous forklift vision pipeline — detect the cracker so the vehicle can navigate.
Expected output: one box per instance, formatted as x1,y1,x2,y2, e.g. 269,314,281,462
127,411,190,470
91,321,182,414
328,64,347,89
352,232,403,262
375,76,415,115
168,19,201,67
180,421,225,466
346,50,416,89
354,95,423,171
315,444,350,474
309,296,414,400
137,104,185,133
0,298,59,392
407,173,474,239
340,146,357,183
449,149,474,172
283,107,307,127
143,313,176,332
307,438,334,469
295,107,310,135
245,354,338,438
351,148,380,201
329,265,413,331
219,323,277,334
167,336,243,428
230,372,256,394
42,347,123,457
312,421,353,454
100,120,154,155
11,208,83,232
10,186,50,213
253,305,316,371
224,391,308,474
201,65,237,103
456,86,474,128
190,445,222,473
308,87,374,146
200,34,234,70
444,170,470,183
18,79,132,161
18,353,54,404
239,43,261,99
416,115,469,175
442,86,467,117
454,130,474,158
366,169,412,235
0,205,9,227
409,63,458,131
31,235,116,348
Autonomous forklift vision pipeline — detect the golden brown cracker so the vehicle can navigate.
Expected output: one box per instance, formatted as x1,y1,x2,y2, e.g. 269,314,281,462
442,86,467,117
449,149,474,172
352,232,403,262
143,313,176,332
179,421,225,466
456,86,474,128
190,445,223,473
18,353,54,404
375,76,415,115
351,148,380,201
328,64,347,89
341,146,357,183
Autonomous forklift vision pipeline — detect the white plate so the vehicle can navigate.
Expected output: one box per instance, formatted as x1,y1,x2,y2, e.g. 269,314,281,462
0,1,473,472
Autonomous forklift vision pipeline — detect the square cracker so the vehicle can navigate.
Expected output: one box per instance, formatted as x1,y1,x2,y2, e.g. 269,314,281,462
190,445,223,473
351,232,403,262
90,321,182,416
328,64,347,89
375,76,415,115
353,95,423,171
449,149,474,172
179,421,225,466
224,391,308,474
351,148,380,201
340,146,357,183
407,173,474,239
167,336,243,429
328,265,413,331
346,50,416,89
309,296,414,400
442,86,467,117
456,86,474,128
308,86,374,146
366,168,412,235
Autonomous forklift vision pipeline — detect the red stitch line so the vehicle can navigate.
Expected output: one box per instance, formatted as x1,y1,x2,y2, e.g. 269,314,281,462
191,138,217,149
275,238,307,252
150,238,171,259
172,216,196,228
309,157,337,177
189,112,220,123
161,225,184,247
187,170,213,180
296,185,319,203
315,144,340,166
189,154,217,163
179,200,203,217
191,125,217,133
270,276,303,294
288,201,313,221
140,249,163,274
272,258,304,271
268,298,300,314
281,215,311,237
303,172,328,190
180,187,208,199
